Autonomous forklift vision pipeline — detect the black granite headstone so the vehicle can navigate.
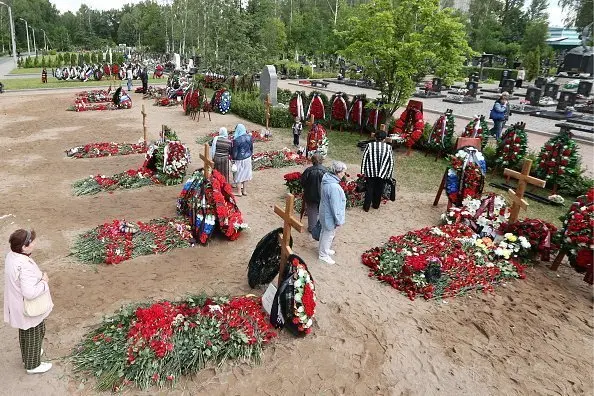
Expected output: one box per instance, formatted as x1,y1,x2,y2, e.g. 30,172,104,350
432,77,442,93
556,91,577,111
535,77,546,89
499,70,511,87
466,81,478,98
502,79,516,94
525,87,542,106
577,81,593,97
544,83,559,99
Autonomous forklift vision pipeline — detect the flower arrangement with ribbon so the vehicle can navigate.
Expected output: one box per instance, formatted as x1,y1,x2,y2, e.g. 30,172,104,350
556,188,594,281
535,129,579,187
330,92,349,124
288,91,306,120
144,131,191,186
210,88,232,114
495,123,528,169
441,193,510,239
75,89,112,103
183,86,203,115
366,99,386,131
504,218,559,261
177,169,247,244
306,93,326,120
392,106,425,149
305,123,329,158
348,95,367,127
361,223,529,301
446,148,487,206
427,110,455,153
284,171,367,209
70,294,277,391
461,116,489,149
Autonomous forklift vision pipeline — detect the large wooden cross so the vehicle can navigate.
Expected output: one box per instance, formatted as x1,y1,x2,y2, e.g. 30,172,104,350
141,104,148,148
274,193,304,287
265,94,271,130
504,159,546,223
199,143,214,178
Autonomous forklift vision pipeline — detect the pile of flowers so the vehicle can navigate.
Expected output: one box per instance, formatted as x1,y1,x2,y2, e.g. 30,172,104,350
73,130,190,195
392,106,425,149
283,171,367,208
535,129,579,187
441,193,510,239
154,97,181,107
252,148,307,171
461,116,489,149
495,123,528,168
70,295,277,391
71,217,193,264
66,142,146,159
196,129,272,145
556,188,594,281
426,110,455,153
361,223,530,300
177,169,248,244
75,89,112,103
305,123,329,158
504,218,559,261
445,148,487,206
68,88,132,111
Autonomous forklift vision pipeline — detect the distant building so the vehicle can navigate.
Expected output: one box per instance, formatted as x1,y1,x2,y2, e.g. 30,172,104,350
440,0,471,13
547,27,582,49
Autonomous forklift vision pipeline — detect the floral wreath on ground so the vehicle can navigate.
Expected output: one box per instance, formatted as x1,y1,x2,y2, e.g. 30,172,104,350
495,123,528,169
288,91,306,120
461,116,489,149
306,92,326,120
330,92,349,125
210,88,231,114
305,123,329,158
348,95,367,128
504,218,559,261
535,129,579,187
66,142,146,159
177,169,247,244
70,294,277,391
427,110,455,153
445,148,487,206
252,148,307,171
441,193,510,239
555,188,594,281
361,223,530,301
392,105,424,149
72,217,193,265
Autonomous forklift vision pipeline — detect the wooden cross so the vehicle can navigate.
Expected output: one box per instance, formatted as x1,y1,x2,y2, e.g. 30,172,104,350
141,104,148,148
306,114,315,128
504,159,546,223
274,193,304,287
199,143,214,178
265,94,271,130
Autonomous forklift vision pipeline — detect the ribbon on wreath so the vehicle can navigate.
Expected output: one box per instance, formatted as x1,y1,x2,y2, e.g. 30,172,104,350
440,115,447,147
540,224,552,261
163,142,170,172
472,119,480,138
458,147,485,194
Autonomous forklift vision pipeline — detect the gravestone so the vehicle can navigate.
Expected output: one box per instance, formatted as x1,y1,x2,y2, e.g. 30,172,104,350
499,70,512,87
432,77,443,93
544,83,560,99
502,79,516,94
173,53,181,70
469,73,480,83
556,91,577,111
577,81,593,97
466,81,479,98
535,77,546,89
260,65,278,105
525,87,542,106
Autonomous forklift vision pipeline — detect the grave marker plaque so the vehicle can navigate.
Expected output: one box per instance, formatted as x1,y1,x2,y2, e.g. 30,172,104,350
499,70,512,87
259,65,278,105
534,77,546,89
544,83,560,99
466,81,479,98
502,78,516,94
556,91,577,111
577,81,593,97
432,77,443,93
525,87,542,106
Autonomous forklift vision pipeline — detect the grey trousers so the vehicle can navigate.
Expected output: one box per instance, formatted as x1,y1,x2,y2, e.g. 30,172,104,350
305,201,319,233
319,228,336,259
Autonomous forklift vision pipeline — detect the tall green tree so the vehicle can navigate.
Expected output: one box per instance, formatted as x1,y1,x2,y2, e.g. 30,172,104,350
522,20,549,80
526,0,548,21
559,0,593,30
340,0,473,114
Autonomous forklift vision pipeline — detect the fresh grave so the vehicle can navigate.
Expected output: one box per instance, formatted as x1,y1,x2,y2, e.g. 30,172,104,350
390,101,425,150
70,294,277,391
252,148,308,171
72,128,190,195
66,142,147,159
305,122,329,158
177,169,248,244
68,87,132,111
196,129,272,145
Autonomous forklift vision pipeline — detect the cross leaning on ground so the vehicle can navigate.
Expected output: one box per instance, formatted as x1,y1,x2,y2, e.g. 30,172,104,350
273,193,304,286
199,143,214,178
504,159,546,223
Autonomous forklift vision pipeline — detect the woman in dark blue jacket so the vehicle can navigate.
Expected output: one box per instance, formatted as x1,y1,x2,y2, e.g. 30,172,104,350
231,124,253,196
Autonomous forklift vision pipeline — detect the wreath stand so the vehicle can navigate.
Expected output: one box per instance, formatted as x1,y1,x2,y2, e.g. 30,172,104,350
424,109,453,162
141,104,148,148
433,137,482,208
274,194,304,286
503,159,546,223
199,143,214,178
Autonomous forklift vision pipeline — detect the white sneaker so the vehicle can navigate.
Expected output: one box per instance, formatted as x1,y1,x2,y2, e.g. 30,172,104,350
26,362,52,374
319,256,335,265
328,249,336,256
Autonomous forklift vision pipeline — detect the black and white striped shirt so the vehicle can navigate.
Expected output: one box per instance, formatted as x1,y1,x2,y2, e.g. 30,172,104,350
361,141,394,179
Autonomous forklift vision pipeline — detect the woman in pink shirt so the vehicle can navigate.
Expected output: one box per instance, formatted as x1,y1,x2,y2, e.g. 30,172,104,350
4,229,53,374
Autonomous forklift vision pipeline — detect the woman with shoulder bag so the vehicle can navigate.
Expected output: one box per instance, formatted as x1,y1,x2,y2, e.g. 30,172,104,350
231,124,254,196
4,229,54,374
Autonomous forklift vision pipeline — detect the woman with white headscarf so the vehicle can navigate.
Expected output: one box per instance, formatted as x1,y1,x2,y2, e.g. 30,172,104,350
210,127,232,182
231,124,253,196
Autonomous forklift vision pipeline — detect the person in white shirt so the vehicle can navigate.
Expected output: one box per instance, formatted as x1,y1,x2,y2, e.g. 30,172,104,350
515,67,526,88
126,67,133,91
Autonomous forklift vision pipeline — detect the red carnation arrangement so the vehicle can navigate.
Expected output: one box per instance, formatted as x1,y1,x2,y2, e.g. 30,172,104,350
393,107,424,149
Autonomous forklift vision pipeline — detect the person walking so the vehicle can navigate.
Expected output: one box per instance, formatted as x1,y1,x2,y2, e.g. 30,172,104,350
231,124,253,196
126,67,133,91
318,161,347,265
300,153,327,235
292,117,303,147
360,130,394,212
210,127,232,182
4,229,53,374
489,92,510,140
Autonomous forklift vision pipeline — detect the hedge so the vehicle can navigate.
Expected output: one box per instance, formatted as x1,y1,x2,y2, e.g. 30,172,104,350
460,66,519,82
230,92,293,128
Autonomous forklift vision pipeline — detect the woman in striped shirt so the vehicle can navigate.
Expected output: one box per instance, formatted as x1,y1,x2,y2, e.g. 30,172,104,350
360,131,394,212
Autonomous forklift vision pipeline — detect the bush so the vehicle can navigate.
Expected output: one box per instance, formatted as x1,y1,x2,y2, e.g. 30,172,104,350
33,56,39,67
83,53,91,64
57,53,63,66
459,66,518,82
557,163,594,197
277,60,312,79
311,71,336,79
49,49,57,55
24,57,32,68
231,91,293,128
277,88,292,105
482,144,498,169
70,53,77,66
41,56,47,68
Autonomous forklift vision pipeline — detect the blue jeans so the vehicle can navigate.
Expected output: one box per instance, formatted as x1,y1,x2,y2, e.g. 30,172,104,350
127,78,132,91
492,120,505,140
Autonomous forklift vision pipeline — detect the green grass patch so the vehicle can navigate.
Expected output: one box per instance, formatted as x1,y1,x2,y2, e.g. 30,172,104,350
9,67,44,75
3,77,164,91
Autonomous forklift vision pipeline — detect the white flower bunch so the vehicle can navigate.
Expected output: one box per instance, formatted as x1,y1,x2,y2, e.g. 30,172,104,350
548,194,565,205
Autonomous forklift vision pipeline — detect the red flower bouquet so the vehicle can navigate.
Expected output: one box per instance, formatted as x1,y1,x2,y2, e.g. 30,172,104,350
461,116,489,149
66,142,147,159
535,129,579,186
495,123,528,168
504,218,559,261
392,107,424,149
427,110,455,153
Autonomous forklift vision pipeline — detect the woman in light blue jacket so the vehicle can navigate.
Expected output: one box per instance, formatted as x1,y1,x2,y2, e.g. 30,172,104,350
318,161,347,265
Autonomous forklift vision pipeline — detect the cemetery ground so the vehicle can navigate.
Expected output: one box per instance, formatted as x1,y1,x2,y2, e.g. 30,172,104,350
0,89,592,395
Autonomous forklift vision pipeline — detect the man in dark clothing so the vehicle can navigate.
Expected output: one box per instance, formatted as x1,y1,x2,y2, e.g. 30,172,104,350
361,130,394,212
300,153,327,234
141,67,149,94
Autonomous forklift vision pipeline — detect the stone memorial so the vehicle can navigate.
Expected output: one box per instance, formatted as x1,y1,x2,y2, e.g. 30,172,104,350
499,69,511,87
466,81,479,97
432,77,443,93
577,81,593,97
544,83,559,100
526,87,542,106
260,65,278,105
534,77,546,89
502,79,516,94
173,53,181,70
556,91,577,111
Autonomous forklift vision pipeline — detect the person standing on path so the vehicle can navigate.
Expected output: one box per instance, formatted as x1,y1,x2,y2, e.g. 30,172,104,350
489,92,510,140
360,131,394,212
300,153,327,235
4,229,54,374
515,67,525,88
126,67,133,91
318,161,347,265
231,124,254,196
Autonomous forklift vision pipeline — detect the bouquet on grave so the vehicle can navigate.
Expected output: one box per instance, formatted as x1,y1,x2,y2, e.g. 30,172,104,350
66,142,147,159
427,110,455,153
441,193,510,239
445,148,487,206
495,123,528,168
461,116,489,149
252,148,307,171
535,129,579,186
504,218,559,261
